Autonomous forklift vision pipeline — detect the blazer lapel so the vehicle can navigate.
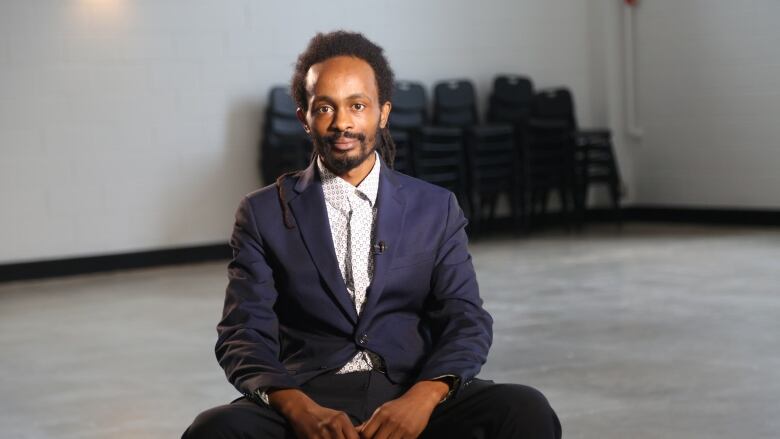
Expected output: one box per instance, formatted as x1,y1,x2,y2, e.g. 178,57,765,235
361,160,406,319
287,162,358,324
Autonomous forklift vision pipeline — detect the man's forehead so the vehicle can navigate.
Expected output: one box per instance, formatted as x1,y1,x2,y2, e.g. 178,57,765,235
305,56,378,100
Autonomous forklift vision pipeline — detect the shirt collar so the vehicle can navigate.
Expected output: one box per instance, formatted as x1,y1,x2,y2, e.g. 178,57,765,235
317,151,381,209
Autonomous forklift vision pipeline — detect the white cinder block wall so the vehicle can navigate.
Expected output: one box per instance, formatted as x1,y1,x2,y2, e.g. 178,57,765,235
628,0,780,208
0,0,607,264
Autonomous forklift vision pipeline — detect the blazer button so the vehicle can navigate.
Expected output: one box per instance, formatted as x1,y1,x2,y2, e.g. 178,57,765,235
359,334,369,345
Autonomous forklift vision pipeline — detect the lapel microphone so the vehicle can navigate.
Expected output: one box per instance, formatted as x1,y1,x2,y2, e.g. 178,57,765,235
373,241,387,255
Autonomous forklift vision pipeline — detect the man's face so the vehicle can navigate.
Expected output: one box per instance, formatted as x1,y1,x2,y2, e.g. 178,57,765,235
297,56,391,175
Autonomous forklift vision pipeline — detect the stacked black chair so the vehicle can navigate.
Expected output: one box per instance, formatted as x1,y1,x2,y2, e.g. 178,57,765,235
431,79,519,231
260,86,311,185
412,126,469,211
528,87,621,224
575,129,622,223
523,89,579,227
389,81,427,175
429,80,477,221
466,125,518,232
389,130,413,175
487,75,535,229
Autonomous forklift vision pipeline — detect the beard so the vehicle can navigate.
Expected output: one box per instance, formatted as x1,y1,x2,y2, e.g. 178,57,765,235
312,124,380,175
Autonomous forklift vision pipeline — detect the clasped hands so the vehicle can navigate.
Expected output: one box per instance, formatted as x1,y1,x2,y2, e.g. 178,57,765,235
269,380,449,439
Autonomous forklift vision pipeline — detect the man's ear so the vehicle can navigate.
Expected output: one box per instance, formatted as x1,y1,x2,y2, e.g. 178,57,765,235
379,101,392,129
296,108,310,133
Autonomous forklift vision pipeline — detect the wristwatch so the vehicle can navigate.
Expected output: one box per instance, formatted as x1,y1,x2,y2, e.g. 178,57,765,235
247,388,270,405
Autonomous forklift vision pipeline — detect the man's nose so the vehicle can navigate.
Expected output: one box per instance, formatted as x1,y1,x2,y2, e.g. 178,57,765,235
330,108,354,132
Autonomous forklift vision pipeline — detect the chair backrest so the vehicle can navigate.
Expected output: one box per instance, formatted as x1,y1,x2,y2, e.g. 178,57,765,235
267,117,305,138
265,85,306,140
269,86,299,118
261,86,310,184
390,81,427,130
389,111,426,131
531,88,577,129
493,75,534,106
392,81,427,112
488,75,534,125
433,80,478,128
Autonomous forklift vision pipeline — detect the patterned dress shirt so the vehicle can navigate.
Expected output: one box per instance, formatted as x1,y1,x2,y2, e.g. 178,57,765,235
317,152,385,374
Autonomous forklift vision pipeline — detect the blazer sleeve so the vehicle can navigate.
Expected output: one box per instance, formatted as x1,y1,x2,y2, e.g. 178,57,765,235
415,192,494,396
215,196,299,395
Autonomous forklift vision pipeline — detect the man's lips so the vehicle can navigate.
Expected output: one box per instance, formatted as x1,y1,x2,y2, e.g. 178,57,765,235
330,139,357,151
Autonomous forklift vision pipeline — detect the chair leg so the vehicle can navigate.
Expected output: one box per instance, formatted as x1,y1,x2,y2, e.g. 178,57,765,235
558,185,573,232
608,177,622,226
576,182,588,229
469,191,481,235
510,188,523,233
488,194,498,222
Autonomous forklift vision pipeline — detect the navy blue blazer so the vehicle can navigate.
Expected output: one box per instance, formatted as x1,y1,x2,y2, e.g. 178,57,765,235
216,157,493,399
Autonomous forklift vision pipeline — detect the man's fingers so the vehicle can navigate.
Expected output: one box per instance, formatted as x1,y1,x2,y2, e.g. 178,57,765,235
358,415,380,438
367,414,399,439
342,421,360,439
324,412,354,439
320,425,337,439
371,422,394,439
313,427,331,439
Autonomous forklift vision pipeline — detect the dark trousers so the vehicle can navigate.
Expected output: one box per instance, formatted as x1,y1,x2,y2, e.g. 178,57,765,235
183,371,562,439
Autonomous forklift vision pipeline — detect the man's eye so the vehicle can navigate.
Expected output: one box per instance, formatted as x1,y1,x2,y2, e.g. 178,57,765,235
316,106,332,114
352,103,366,111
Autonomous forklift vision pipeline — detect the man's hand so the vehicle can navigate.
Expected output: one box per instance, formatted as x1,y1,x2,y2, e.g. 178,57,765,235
357,380,450,439
268,388,359,439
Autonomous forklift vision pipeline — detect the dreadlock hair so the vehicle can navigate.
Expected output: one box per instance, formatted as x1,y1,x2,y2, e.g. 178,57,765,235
275,170,300,229
277,31,397,229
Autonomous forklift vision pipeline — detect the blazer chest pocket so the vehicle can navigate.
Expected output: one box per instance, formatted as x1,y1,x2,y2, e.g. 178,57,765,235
389,251,436,270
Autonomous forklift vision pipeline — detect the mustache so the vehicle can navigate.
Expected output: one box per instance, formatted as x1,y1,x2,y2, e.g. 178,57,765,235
322,131,366,144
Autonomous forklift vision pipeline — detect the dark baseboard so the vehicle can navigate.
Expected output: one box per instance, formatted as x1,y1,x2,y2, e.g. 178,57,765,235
0,244,231,284
470,206,780,237
1,206,777,283
592,206,780,226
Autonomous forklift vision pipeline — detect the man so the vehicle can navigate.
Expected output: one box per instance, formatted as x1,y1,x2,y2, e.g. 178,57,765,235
183,31,562,439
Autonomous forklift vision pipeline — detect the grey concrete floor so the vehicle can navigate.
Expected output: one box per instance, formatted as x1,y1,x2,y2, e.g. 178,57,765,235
1,223,779,438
